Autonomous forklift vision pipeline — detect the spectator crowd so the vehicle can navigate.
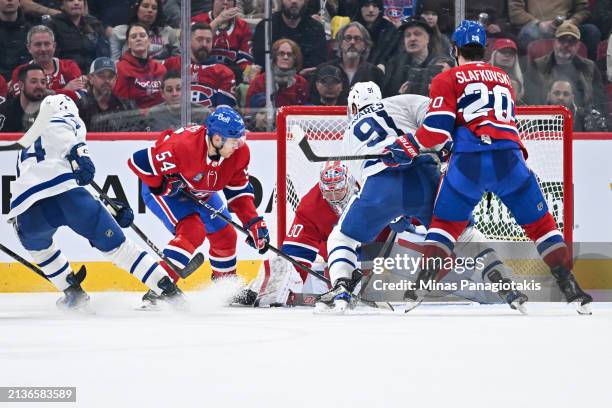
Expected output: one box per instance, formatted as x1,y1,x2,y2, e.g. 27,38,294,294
0,0,611,132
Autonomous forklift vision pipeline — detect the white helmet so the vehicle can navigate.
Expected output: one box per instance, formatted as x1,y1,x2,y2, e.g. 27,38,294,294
40,94,79,118
347,81,382,121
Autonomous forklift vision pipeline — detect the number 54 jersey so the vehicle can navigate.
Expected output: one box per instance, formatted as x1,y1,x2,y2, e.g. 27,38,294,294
414,62,525,155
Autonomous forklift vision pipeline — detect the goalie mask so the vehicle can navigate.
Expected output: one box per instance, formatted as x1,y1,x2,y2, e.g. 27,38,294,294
347,81,382,121
319,161,356,214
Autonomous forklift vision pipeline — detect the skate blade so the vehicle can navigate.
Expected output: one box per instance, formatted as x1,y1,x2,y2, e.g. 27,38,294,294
404,297,423,313
135,301,163,312
314,299,349,315
58,303,95,315
574,301,592,315
510,300,528,315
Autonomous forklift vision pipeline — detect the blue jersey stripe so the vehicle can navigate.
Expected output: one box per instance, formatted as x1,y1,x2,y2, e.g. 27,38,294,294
130,252,147,274
38,250,61,267
141,263,157,283
10,173,75,210
47,262,69,278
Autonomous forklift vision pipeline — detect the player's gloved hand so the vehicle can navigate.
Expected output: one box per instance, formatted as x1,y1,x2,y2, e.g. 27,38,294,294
245,216,270,254
151,176,184,197
103,198,134,228
437,140,453,162
382,134,420,168
389,216,416,234
66,142,95,185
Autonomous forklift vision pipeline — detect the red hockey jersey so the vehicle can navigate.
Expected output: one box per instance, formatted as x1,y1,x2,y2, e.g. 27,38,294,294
163,56,236,107
11,58,81,95
415,61,524,154
127,125,258,225
192,12,253,70
114,52,166,109
281,184,339,268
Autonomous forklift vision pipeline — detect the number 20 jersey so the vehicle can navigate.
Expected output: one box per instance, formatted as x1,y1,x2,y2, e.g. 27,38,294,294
414,61,524,154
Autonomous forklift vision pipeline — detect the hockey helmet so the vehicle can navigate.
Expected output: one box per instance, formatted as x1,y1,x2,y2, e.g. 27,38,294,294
347,81,382,120
451,20,487,48
205,106,247,147
319,161,354,206
40,94,79,117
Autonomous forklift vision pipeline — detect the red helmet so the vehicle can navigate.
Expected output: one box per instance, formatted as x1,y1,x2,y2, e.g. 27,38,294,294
319,161,351,205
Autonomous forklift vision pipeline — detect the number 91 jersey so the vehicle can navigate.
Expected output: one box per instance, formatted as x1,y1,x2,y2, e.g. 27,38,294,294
343,94,430,186
414,62,524,155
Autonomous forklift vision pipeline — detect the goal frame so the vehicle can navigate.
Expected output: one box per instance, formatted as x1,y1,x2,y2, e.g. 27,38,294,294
276,105,573,247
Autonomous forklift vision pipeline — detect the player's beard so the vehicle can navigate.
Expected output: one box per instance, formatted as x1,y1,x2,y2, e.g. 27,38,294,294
193,47,210,64
23,86,46,103
281,4,304,21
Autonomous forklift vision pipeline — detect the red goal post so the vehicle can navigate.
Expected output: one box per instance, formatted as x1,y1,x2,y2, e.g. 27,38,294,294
276,105,573,248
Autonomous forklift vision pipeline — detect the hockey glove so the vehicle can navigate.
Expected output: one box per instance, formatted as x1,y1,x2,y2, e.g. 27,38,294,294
382,134,420,168
67,143,95,186
389,216,416,234
103,198,134,228
150,176,185,197
245,216,270,254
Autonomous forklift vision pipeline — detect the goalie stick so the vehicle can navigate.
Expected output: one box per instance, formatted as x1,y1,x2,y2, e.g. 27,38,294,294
173,182,393,310
89,180,204,279
0,242,86,284
293,126,388,162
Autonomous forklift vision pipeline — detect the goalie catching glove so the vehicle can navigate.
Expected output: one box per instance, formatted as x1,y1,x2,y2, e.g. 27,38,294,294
244,216,270,254
382,134,420,168
66,142,95,186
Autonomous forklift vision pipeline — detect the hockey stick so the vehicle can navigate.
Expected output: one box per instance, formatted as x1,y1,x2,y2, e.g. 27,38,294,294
89,180,204,279
175,184,392,310
0,242,86,283
352,231,397,311
0,143,24,151
293,126,388,162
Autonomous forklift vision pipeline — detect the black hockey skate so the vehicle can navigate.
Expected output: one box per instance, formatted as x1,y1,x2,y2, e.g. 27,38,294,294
315,270,361,314
486,270,528,314
550,266,593,315
157,276,188,310
137,289,162,311
56,269,92,313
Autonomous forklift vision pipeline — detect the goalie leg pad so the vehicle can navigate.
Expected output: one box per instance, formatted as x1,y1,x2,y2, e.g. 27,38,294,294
103,239,168,294
208,224,237,279
327,226,360,285
249,257,303,306
29,242,74,291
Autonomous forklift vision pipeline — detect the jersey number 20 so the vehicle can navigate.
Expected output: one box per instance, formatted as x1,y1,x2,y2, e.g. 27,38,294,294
461,83,514,123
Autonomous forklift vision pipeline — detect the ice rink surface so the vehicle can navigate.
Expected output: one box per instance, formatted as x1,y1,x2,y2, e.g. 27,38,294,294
1,288,611,408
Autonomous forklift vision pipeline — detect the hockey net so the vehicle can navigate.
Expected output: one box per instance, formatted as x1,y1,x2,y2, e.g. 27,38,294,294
275,106,573,250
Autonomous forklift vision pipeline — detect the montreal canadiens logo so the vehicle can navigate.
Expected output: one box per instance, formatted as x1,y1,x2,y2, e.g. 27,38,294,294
191,84,214,107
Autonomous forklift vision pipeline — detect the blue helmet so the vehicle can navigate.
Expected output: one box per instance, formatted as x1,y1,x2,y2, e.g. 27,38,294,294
452,20,486,48
205,106,246,139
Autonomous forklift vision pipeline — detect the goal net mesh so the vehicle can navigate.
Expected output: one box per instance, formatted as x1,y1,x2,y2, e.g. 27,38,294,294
277,107,570,246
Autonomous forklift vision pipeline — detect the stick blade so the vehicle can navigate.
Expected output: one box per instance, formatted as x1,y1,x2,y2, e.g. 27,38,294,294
177,252,205,278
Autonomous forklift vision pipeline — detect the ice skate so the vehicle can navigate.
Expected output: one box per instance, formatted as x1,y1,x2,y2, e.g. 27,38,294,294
551,266,593,315
56,271,93,314
157,276,188,310
136,289,162,311
486,270,528,314
314,278,355,314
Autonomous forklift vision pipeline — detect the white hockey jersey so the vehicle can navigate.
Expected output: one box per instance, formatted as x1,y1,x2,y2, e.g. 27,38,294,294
8,113,86,219
343,94,429,185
